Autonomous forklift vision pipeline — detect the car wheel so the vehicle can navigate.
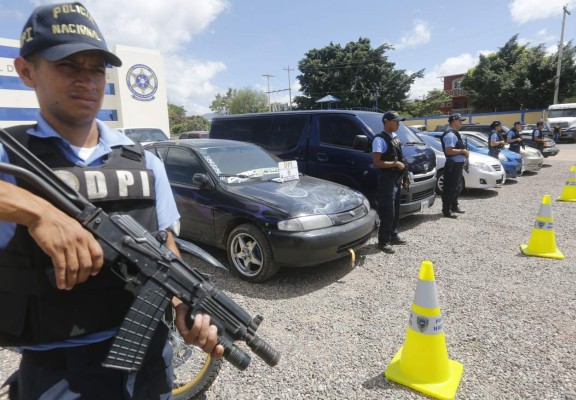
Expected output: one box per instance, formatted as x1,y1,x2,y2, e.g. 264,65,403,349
227,223,278,283
436,169,463,194
435,170,445,194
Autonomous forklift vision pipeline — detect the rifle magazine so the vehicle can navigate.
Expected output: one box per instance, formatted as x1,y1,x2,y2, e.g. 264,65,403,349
103,279,170,371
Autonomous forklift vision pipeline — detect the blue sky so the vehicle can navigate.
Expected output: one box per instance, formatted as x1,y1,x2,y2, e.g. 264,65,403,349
1,0,575,116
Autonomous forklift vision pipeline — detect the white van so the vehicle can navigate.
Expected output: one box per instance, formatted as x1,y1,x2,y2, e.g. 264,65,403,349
546,103,576,142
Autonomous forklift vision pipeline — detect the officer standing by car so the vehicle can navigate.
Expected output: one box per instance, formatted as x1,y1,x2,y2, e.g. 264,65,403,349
507,121,525,154
372,111,408,254
488,121,506,158
532,121,546,152
441,113,469,218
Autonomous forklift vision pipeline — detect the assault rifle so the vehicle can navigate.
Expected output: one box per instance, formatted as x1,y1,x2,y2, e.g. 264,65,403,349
0,128,280,372
463,138,469,173
396,159,410,192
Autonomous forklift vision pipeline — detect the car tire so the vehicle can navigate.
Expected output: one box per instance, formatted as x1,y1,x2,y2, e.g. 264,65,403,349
227,223,279,283
436,169,463,195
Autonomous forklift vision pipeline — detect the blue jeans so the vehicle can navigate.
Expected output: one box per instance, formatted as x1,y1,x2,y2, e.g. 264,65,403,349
5,323,173,399
376,171,401,244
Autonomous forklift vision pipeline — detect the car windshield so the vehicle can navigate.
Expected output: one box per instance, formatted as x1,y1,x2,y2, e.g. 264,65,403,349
123,128,167,142
359,114,422,144
418,134,443,152
462,135,487,148
548,109,576,118
197,145,280,184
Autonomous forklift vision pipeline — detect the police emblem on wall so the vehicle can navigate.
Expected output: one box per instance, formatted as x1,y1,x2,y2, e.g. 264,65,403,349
126,64,158,101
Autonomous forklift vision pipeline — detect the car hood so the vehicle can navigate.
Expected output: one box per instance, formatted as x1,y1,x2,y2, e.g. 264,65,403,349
469,152,501,165
223,175,366,216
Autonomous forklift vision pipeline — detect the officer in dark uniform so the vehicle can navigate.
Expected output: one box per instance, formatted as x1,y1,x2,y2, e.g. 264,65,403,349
441,113,470,218
0,2,223,398
507,121,525,154
372,111,408,254
488,121,505,159
532,121,546,151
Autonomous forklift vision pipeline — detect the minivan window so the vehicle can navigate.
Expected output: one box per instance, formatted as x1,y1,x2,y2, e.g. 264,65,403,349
210,118,272,147
318,115,364,147
270,116,307,150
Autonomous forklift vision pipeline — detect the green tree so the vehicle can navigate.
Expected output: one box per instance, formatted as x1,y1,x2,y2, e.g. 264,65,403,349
170,116,210,134
229,88,268,114
210,88,237,115
462,35,576,111
294,38,423,111
404,89,451,117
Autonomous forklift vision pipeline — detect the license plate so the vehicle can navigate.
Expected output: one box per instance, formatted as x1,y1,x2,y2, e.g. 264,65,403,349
420,200,429,212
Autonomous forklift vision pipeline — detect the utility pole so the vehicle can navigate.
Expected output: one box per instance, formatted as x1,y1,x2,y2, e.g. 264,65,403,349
553,4,571,104
283,66,294,110
262,74,275,111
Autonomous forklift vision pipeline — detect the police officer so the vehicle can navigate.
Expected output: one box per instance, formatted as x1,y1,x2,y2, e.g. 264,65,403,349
372,111,408,254
441,113,469,218
0,2,223,398
507,121,525,154
488,121,505,158
532,121,546,151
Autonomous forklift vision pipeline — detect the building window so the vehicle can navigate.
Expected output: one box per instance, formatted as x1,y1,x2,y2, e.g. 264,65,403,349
453,80,462,89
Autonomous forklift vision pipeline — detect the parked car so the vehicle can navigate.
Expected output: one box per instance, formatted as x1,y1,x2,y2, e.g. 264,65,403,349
459,131,543,173
209,110,437,217
417,133,505,194
179,131,208,139
117,127,169,145
424,131,523,178
434,123,511,135
144,139,377,282
519,131,560,158
521,123,551,136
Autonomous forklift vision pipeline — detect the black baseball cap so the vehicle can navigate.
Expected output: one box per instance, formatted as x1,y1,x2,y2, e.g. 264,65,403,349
382,111,405,122
19,2,122,67
514,121,522,126
490,120,501,129
448,113,466,122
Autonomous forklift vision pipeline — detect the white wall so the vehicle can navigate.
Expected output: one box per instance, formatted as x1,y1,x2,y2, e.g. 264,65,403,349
0,38,169,135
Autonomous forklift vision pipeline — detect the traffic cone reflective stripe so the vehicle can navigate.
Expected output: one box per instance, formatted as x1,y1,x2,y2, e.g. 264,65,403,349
385,261,463,400
520,195,564,260
557,165,576,202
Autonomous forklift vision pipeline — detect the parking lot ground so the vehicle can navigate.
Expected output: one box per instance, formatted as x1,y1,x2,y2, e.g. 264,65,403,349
1,144,575,400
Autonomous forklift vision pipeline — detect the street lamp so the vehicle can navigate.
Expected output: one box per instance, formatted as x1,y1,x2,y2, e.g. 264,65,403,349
553,4,571,105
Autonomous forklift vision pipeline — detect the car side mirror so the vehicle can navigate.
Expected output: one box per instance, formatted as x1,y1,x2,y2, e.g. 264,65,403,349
192,173,214,189
353,135,370,151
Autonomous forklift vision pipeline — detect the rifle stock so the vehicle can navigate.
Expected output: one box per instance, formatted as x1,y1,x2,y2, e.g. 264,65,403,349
0,128,280,372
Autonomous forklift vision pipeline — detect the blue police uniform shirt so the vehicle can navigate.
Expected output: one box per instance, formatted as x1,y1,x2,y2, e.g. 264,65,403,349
489,131,501,144
0,115,180,350
507,131,517,140
533,129,542,138
442,131,466,162
372,131,397,154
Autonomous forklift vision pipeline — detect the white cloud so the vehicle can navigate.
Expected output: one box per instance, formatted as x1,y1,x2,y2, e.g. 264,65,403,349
409,53,481,100
509,0,575,24
31,0,230,115
395,19,431,49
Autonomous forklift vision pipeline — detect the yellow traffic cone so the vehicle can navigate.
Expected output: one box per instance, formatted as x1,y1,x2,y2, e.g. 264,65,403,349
557,166,576,202
520,195,564,260
384,260,463,400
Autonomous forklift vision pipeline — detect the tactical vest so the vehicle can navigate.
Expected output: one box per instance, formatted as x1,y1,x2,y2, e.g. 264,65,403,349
440,128,464,159
508,128,521,151
0,125,158,346
375,132,403,171
488,130,504,150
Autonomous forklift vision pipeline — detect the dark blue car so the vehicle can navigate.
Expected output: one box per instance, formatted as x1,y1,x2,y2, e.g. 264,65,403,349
424,132,523,178
144,139,377,282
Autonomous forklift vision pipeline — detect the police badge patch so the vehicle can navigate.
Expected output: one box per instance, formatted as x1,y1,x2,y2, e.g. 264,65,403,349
417,316,429,333
126,64,158,101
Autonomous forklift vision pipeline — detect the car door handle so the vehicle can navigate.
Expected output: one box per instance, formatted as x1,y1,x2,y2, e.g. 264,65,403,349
316,153,329,161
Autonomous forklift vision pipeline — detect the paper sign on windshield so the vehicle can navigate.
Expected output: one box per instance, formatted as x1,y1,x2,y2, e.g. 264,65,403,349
277,160,299,182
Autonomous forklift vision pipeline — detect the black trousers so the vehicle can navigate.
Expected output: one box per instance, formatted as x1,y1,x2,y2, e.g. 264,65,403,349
377,171,401,244
442,160,464,214
5,323,173,400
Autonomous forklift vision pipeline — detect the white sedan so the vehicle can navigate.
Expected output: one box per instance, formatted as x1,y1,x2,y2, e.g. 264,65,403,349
460,131,543,173
417,134,506,194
